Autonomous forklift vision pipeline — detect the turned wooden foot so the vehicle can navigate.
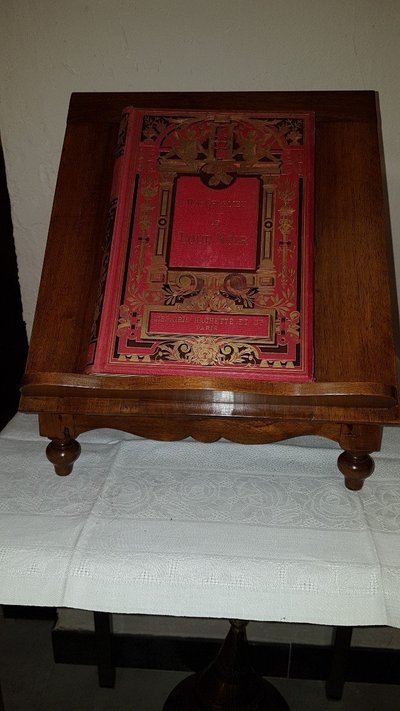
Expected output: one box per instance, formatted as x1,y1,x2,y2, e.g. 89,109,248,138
162,619,290,711
46,428,81,476
337,450,375,491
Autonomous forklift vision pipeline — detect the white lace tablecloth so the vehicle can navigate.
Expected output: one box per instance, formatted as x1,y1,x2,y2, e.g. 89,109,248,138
1,413,400,627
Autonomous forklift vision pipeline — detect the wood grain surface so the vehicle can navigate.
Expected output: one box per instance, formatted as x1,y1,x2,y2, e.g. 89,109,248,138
20,92,400,458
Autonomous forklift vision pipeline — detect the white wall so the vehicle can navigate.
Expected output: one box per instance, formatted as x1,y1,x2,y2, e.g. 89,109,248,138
1,0,399,337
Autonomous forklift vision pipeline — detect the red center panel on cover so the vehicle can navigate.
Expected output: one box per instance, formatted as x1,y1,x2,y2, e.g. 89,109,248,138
87,108,314,381
169,176,259,271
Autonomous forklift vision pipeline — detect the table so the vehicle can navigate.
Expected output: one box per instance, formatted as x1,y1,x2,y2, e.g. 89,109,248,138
19,91,400,491
1,413,400,624
2,413,400,709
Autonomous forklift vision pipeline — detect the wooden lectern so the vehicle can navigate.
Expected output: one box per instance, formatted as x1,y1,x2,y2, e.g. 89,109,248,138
20,92,400,490
18,92,400,711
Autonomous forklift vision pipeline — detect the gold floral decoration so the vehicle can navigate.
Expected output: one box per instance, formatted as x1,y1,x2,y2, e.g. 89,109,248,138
154,336,260,367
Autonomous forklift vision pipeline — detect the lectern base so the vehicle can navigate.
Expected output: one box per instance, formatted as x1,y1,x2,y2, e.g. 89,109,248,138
162,620,290,711
163,672,289,711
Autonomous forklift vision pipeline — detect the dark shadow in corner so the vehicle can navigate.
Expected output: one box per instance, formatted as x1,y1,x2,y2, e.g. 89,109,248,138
0,136,28,430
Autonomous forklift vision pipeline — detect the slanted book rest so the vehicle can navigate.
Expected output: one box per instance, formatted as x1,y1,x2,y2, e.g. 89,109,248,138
87,107,314,382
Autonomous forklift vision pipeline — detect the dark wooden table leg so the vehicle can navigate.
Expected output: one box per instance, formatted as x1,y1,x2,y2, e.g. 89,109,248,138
337,425,382,491
163,619,290,711
337,451,375,491
93,611,116,688
46,428,81,476
325,626,352,700
0,680,5,711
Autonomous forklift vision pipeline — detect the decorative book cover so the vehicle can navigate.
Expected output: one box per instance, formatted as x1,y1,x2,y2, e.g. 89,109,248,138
87,107,314,381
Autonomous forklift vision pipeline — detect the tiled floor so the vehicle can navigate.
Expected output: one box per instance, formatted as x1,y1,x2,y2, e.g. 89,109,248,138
1,614,400,710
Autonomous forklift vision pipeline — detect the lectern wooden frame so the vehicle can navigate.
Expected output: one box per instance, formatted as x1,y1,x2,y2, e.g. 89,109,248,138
20,92,400,490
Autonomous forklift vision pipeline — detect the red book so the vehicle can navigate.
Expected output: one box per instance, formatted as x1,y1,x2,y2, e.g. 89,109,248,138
87,107,314,381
